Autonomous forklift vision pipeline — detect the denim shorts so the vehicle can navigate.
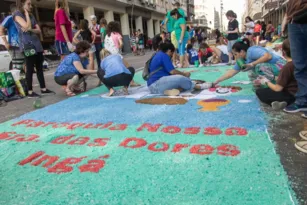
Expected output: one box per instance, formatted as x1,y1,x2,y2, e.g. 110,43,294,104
55,40,70,56
178,38,188,56
227,40,237,53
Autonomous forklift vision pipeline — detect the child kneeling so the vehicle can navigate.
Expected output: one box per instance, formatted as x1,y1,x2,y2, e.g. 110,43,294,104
98,49,135,96
256,39,297,110
54,41,97,96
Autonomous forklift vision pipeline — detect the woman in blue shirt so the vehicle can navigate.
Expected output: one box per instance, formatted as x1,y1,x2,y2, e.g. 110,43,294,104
214,38,286,85
98,49,135,96
54,41,97,96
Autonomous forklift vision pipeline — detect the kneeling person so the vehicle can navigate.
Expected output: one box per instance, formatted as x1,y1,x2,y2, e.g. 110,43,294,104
255,39,297,110
98,49,135,96
54,41,97,96
147,42,212,96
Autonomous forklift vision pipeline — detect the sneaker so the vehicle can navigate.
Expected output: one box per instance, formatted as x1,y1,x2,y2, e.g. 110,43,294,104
283,103,307,113
271,101,287,111
164,89,180,96
41,89,56,96
28,92,41,98
299,131,307,140
301,112,307,119
200,82,213,89
294,141,307,154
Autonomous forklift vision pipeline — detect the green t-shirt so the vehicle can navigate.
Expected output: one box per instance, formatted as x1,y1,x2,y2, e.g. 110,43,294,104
166,9,186,33
100,27,107,47
174,17,189,41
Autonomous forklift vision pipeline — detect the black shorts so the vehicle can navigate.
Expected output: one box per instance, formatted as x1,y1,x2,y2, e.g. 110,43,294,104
245,32,252,36
253,32,261,37
54,74,83,86
97,67,135,89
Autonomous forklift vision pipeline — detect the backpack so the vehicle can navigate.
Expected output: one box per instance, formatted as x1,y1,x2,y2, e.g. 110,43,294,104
142,52,163,81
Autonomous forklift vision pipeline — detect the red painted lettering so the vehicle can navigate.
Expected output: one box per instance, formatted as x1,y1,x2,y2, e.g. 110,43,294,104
66,123,85,130
204,127,222,135
79,159,107,173
148,142,169,152
109,124,127,131
171,143,190,153
48,157,86,174
83,123,103,129
67,137,90,145
184,127,200,135
11,119,33,126
137,123,162,132
225,127,248,136
161,126,181,134
31,155,60,167
19,151,45,165
0,132,16,140
50,135,75,144
190,144,214,155
217,144,240,156
52,122,71,129
15,134,40,142
41,122,57,128
26,121,45,128
99,122,113,129
87,138,110,147
119,137,147,148
6,134,24,140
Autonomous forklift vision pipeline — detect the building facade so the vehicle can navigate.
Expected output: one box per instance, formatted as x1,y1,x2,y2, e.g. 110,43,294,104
246,0,263,21
214,8,220,30
194,0,214,28
0,0,176,52
262,0,287,28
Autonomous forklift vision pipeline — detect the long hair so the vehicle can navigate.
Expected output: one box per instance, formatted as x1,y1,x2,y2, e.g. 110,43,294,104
170,9,183,19
100,49,111,60
226,10,236,18
57,0,69,15
245,16,253,22
107,21,121,37
16,0,29,14
232,38,251,52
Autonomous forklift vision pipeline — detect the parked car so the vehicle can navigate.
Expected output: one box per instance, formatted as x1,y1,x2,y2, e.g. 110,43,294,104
0,36,12,73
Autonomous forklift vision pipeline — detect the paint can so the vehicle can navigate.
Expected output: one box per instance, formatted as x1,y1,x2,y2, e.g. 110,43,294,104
236,58,246,70
194,60,199,67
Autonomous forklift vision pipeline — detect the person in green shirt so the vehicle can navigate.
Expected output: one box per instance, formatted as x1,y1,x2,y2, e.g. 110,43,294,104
99,18,107,48
171,9,189,68
162,2,185,33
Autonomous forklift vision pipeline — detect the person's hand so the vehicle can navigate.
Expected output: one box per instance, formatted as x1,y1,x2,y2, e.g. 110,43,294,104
67,42,74,52
259,76,270,85
213,81,219,87
242,63,254,72
184,72,191,78
4,42,10,50
179,39,182,44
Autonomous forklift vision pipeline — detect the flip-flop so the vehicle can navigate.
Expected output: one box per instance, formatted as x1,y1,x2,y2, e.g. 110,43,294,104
301,112,307,119
294,141,307,154
299,131,307,140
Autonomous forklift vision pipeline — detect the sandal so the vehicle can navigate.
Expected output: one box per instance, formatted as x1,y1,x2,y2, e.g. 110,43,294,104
301,112,307,119
295,141,307,154
299,131,307,140
65,88,76,97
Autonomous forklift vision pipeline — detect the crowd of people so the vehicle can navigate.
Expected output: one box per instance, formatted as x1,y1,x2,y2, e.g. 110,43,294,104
0,0,307,153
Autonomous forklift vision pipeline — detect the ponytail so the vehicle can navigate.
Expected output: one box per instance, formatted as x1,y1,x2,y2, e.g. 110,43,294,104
232,38,250,52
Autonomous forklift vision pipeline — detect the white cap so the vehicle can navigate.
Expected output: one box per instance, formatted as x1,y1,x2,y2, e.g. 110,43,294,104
90,15,97,20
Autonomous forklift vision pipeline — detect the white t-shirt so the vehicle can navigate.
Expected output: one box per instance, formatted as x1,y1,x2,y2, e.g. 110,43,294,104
217,45,228,55
245,22,255,34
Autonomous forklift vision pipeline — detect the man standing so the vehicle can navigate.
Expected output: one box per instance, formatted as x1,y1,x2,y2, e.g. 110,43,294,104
282,0,307,153
0,4,24,72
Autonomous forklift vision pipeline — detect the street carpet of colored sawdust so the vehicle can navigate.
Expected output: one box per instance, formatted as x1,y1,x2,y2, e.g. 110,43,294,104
0,65,298,205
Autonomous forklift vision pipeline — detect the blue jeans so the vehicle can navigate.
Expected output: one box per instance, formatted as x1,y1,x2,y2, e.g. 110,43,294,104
94,43,102,69
288,23,307,105
148,75,195,94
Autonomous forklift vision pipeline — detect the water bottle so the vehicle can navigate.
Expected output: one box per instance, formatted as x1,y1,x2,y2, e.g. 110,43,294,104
33,98,42,109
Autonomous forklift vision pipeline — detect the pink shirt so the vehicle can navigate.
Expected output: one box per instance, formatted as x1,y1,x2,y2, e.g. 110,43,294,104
55,9,72,42
111,32,122,48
